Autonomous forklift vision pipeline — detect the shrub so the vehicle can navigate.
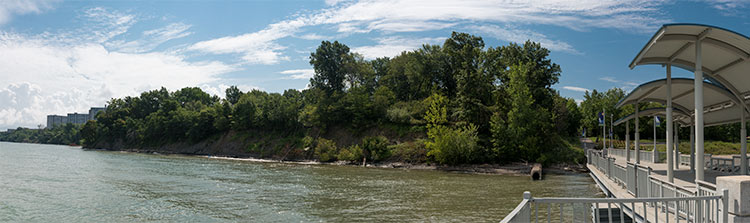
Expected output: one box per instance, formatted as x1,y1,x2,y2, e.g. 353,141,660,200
362,136,391,162
389,140,427,163
386,106,411,124
386,101,427,125
338,144,363,161
314,138,338,162
426,124,480,165
302,136,314,149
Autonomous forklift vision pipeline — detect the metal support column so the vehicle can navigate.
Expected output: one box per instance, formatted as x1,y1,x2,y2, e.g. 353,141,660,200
666,64,674,182
626,120,631,162
742,109,747,175
654,116,657,163
675,123,680,170
690,125,695,172
635,105,640,164
603,109,607,153
695,38,705,181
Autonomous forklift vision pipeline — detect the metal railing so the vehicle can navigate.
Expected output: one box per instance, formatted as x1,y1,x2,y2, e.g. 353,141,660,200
579,149,729,223
680,154,691,166
610,148,627,158
641,150,654,163
680,154,714,168
608,147,669,163
610,161,627,186
635,164,651,197
501,191,728,223
710,157,735,172
706,155,749,173
648,175,704,221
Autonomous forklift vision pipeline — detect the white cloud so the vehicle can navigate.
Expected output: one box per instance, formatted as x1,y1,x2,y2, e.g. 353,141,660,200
321,0,668,34
563,86,590,92
108,22,192,53
598,77,640,92
325,0,351,6
190,0,669,64
0,11,237,129
0,0,59,25
352,36,444,59
470,25,579,54
199,84,261,99
297,33,330,40
80,7,137,44
187,13,324,64
706,0,749,14
280,69,315,80
600,76,619,83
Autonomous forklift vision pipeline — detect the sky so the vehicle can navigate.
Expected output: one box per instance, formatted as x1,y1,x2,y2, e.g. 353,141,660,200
0,0,749,130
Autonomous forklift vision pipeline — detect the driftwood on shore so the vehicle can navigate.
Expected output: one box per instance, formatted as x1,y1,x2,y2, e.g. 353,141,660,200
531,163,542,180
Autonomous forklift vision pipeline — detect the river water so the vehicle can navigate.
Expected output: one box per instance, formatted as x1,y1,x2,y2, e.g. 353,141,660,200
0,142,602,222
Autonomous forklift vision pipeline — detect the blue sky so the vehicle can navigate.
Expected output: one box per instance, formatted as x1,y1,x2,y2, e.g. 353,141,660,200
0,0,748,129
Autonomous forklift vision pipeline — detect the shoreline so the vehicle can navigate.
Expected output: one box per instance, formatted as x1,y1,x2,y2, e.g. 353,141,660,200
83,147,589,176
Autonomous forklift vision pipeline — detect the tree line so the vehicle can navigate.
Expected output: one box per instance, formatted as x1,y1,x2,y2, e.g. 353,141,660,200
0,124,82,145
2,32,742,164
8,32,587,165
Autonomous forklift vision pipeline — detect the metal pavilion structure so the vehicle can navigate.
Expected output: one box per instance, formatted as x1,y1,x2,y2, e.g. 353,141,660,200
629,24,750,182
502,23,750,223
614,77,749,182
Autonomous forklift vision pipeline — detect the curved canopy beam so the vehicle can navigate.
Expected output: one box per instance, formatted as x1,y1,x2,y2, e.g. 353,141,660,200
629,23,750,114
614,107,690,126
616,77,746,127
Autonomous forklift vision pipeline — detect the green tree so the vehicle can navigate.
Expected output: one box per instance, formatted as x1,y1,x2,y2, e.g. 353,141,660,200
552,95,582,137
310,41,354,95
423,93,481,164
444,32,494,131
499,41,561,106
233,93,259,130
491,62,553,162
225,86,242,105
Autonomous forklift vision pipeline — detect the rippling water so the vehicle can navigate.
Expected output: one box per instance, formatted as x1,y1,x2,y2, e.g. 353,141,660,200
0,142,602,222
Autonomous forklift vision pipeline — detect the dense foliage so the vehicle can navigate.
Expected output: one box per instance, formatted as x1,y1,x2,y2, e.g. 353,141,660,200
0,124,82,145
4,32,743,166
46,32,586,165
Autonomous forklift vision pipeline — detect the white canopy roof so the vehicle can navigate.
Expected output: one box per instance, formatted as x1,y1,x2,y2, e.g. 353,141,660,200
629,23,750,113
613,108,690,126
616,78,747,127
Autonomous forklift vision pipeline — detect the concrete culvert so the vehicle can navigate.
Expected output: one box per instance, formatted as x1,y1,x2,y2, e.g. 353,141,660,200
531,163,542,180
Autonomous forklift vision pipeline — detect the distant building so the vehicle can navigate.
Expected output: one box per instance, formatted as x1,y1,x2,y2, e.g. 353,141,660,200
88,107,106,120
45,106,105,128
67,113,89,125
46,115,68,129
7,128,15,133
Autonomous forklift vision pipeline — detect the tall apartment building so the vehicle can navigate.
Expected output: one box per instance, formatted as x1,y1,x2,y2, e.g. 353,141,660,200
67,113,89,125
89,107,106,120
45,106,107,129
46,115,68,129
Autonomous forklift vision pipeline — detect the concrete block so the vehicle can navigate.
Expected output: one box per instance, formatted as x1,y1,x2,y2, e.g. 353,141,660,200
717,176,750,217
729,215,750,223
